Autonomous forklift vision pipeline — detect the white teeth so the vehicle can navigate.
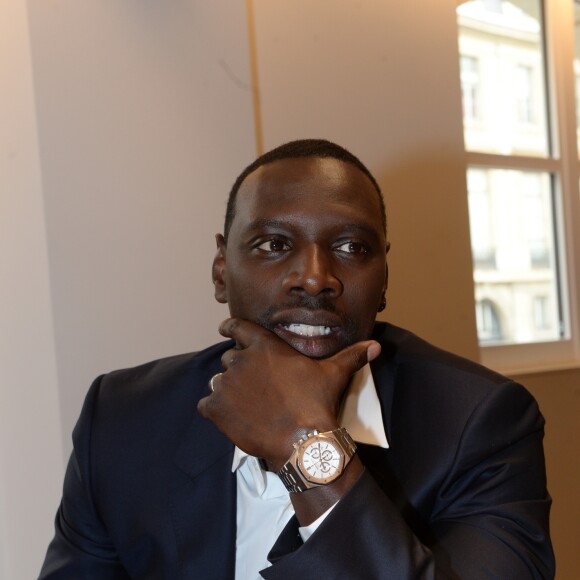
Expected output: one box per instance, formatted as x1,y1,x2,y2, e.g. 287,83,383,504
285,324,332,337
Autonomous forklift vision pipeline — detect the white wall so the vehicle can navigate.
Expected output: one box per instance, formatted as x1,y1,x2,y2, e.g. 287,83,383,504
2,1,255,578
0,1,63,578
27,0,257,454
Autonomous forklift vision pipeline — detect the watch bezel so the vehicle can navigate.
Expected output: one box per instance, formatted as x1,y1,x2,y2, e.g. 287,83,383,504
277,428,357,493
295,432,346,485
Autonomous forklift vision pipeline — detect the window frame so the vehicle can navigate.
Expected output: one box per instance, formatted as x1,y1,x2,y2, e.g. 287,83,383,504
458,0,580,373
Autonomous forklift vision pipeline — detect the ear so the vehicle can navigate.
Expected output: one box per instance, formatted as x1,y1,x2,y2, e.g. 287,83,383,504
212,234,228,304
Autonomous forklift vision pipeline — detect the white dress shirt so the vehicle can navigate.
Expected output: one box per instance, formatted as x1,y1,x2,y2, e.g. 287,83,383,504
233,363,389,579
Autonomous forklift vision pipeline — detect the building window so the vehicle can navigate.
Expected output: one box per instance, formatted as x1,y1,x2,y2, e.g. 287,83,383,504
476,299,503,343
521,172,551,269
533,295,550,330
467,169,495,268
460,55,481,121
515,64,535,124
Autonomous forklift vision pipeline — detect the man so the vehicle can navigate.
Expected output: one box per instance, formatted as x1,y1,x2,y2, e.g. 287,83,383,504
40,139,554,579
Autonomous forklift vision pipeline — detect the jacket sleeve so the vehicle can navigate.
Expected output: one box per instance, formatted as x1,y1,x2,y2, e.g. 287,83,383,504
262,381,555,579
38,376,130,579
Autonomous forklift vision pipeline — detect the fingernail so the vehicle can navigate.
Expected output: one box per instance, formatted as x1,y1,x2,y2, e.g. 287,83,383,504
367,342,381,362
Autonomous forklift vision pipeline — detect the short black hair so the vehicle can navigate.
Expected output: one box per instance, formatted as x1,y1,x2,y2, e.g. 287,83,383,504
223,139,386,241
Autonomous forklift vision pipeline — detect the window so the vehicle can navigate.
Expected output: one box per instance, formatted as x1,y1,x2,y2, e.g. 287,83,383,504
457,1,580,371
476,299,503,342
460,55,481,121
457,0,549,157
468,167,560,344
533,295,550,330
515,64,535,124
467,169,495,267
521,172,551,269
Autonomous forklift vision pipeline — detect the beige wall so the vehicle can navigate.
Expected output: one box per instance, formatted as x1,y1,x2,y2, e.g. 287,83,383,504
253,0,479,361
1,0,577,577
511,369,580,580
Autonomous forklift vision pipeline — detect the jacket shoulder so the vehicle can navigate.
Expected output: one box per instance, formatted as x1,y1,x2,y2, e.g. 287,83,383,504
373,321,509,386
74,340,233,444
98,339,232,395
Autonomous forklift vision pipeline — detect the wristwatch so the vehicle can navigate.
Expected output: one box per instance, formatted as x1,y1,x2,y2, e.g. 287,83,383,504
277,427,357,493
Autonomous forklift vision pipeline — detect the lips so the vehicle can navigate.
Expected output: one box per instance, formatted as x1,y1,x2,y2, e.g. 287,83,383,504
263,309,343,357
255,307,350,357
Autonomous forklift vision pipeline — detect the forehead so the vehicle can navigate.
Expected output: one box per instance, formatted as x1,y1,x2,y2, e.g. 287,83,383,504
232,157,384,235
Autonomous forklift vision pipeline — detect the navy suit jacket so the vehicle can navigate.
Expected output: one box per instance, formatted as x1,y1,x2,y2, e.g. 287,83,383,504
40,323,554,579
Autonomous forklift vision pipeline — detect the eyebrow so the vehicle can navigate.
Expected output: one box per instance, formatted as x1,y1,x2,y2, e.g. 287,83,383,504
244,217,382,239
245,218,287,231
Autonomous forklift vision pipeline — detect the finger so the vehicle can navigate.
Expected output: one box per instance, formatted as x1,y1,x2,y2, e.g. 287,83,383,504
220,348,238,369
218,318,271,349
327,340,381,377
197,395,211,419
197,393,220,421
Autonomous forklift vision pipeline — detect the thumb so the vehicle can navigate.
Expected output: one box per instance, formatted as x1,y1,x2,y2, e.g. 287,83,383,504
328,340,381,377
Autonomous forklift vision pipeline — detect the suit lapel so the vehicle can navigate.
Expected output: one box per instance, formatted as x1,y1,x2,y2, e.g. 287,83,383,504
170,358,238,579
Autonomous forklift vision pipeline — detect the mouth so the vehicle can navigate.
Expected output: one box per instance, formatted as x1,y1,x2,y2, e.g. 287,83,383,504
267,310,345,357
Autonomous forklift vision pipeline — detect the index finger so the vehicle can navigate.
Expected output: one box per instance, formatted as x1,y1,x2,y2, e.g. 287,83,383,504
218,318,271,349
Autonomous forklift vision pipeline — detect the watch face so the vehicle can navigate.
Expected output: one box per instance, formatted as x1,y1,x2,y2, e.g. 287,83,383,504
299,436,344,484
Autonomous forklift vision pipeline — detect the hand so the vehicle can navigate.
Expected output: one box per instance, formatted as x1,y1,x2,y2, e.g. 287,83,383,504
197,318,381,470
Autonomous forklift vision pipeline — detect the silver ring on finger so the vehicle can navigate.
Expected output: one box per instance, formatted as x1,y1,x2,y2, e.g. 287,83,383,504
209,372,223,393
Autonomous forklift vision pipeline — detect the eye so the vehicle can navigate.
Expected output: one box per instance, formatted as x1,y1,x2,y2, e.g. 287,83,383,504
256,239,291,253
335,241,368,255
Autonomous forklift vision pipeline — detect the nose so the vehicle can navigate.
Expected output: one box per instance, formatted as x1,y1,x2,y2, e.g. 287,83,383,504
282,244,343,297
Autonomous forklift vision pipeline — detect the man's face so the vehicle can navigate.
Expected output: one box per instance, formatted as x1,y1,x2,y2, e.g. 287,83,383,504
213,156,389,358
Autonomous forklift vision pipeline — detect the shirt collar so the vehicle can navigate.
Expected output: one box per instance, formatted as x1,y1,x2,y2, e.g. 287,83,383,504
338,362,389,448
232,363,388,474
